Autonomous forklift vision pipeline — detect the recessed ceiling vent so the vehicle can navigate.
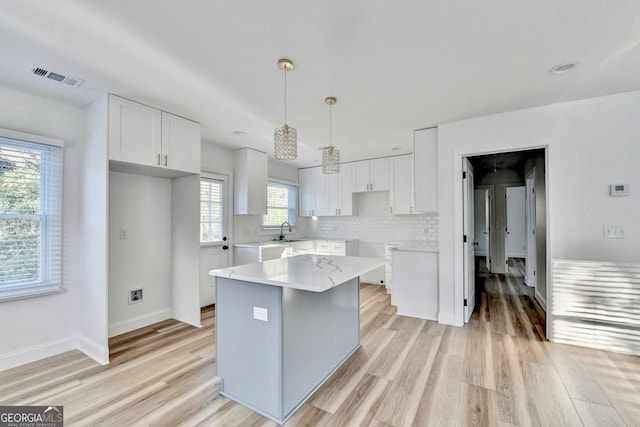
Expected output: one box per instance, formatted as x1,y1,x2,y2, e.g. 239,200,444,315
30,66,84,88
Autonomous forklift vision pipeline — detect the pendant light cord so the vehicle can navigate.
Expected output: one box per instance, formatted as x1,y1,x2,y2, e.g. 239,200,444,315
283,67,287,125
329,101,333,148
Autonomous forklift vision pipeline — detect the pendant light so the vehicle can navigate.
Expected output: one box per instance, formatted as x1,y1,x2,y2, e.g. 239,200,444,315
274,58,297,160
321,96,340,174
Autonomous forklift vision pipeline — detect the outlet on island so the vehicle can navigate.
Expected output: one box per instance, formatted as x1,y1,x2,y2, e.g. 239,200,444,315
253,306,268,322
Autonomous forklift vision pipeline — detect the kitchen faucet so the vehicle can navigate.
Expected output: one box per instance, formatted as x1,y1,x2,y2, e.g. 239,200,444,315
279,221,292,241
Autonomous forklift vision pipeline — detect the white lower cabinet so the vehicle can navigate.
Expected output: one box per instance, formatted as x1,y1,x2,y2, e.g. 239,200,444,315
391,250,438,320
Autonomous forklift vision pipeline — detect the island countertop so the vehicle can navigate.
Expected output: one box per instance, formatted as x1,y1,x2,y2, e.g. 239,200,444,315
209,254,385,292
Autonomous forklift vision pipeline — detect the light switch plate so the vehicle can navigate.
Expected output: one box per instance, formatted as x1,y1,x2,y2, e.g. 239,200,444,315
253,306,268,322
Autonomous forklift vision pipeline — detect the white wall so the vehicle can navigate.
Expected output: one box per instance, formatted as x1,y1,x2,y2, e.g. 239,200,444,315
437,90,640,332
108,171,173,336
81,95,109,363
0,85,100,370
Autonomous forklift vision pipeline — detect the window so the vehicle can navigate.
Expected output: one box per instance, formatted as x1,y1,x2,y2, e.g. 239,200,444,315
0,132,63,301
262,181,297,228
200,177,224,243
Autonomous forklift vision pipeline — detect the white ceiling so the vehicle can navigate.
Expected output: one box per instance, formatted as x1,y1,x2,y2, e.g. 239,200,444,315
2,1,640,167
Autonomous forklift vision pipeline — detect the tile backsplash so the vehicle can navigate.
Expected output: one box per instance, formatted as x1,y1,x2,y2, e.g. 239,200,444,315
307,213,438,243
306,192,438,243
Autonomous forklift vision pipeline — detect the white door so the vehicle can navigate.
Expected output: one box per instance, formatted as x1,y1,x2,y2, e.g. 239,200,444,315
463,159,476,322
474,189,488,256
506,186,527,262
199,173,230,306
525,169,536,287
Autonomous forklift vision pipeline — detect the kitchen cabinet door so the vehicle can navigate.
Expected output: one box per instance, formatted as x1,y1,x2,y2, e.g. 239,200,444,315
413,128,438,212
109,95,162,167
339,162,354,215
351,158,390,192
370,157,390,191
313,167,331,216
390,155,413,214
351,160,371,192
234,148,267,215
299,168,315,217
161,112,201,174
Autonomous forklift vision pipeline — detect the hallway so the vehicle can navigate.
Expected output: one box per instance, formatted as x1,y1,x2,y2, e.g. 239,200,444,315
473,257,546,340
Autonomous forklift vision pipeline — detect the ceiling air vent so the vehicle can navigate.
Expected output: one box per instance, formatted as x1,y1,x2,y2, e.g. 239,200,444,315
30,66,84,88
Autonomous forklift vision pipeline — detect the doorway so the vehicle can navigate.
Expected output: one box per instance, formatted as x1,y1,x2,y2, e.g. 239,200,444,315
463,149,547,332
199,172,231,307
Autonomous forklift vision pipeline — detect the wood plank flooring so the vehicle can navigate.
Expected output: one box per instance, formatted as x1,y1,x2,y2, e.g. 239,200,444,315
1,261,639,426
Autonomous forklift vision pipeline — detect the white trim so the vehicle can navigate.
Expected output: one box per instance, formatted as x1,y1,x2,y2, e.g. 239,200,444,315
451,144,551,327
268,177,299,187
0,127,63,147
0,335,77,372
108,308,172,337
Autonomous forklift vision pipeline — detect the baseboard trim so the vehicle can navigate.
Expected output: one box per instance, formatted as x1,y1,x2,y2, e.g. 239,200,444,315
0,336,77,372
438,312,461,326
108,308,172,337
75,335,109,365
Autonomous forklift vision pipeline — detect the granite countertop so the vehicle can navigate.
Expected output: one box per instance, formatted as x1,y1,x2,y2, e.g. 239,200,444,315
389,241,439,253
209,254,384,292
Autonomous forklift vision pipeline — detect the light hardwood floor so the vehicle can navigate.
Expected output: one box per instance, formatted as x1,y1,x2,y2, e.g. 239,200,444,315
1,262,639,426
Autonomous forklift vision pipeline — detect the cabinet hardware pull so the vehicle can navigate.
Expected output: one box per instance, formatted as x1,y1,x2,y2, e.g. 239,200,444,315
157,153,161,166
164,154,168,167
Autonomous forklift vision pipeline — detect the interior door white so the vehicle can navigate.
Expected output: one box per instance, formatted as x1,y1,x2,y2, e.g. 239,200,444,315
525,169,536,287
463,159,476,322
474,189,488,256
199,173,230,306
506,186,526,259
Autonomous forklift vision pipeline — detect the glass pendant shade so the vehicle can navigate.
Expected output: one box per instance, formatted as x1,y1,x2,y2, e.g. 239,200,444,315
322,146,340,174
274,124,297,160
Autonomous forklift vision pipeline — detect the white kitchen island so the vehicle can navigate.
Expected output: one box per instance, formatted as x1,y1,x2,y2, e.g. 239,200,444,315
209,254,385,425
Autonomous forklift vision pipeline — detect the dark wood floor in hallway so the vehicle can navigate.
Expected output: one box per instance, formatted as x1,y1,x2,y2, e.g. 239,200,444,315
1,263,638,426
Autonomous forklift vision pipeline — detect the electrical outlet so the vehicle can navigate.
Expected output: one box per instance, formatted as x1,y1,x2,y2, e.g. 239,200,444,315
253,306,268,322
129,288,143,304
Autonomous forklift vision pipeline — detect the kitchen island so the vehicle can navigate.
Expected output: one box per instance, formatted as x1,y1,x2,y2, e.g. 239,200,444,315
209,254,385,425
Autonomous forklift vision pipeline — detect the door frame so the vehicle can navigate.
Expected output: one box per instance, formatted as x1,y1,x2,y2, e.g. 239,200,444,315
451,146,550,337
525,168,536,287
199,171,232,306
462,158,476,323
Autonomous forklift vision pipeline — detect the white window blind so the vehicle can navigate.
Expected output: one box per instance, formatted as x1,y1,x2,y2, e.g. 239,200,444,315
0,134,63,301
200,178,224,243
262,181,297,227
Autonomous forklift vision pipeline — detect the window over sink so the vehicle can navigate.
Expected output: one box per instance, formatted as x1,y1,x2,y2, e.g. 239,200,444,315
262,181,297,229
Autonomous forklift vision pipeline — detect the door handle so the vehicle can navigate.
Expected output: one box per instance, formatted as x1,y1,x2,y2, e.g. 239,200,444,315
222,245,229,250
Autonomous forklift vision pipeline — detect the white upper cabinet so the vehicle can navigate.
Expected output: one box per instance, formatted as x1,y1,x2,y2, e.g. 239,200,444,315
413,128,438,212
300,164,354,217
161,112,201,174
390,154,414,214
234,148,267,215
352,158,390,192
109,95,201,174
327,162,354,216
109,95,162,167
299,168,315,217
313,167,330,216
